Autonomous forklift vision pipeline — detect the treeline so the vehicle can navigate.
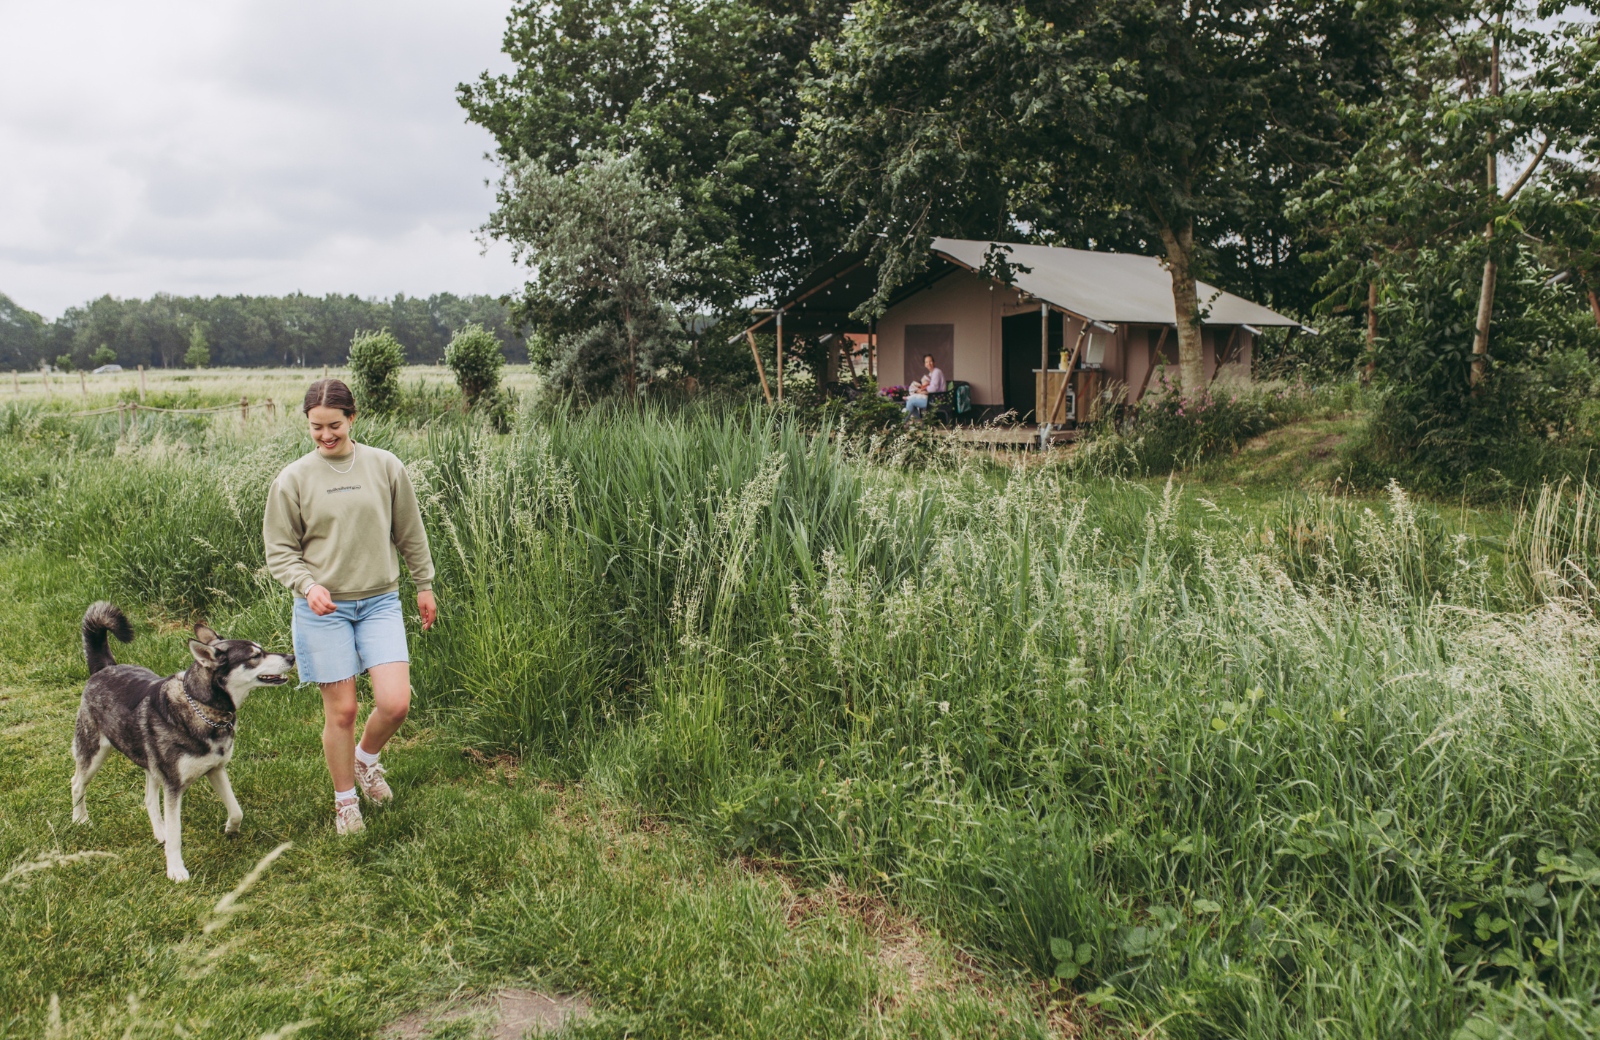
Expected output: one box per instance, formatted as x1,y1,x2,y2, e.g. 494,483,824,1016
0,291,524,372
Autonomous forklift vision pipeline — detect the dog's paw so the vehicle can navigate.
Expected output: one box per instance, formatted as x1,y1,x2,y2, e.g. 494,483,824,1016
167,863,190,883
72,811,90,826
224,817,242,836
152,830,166,844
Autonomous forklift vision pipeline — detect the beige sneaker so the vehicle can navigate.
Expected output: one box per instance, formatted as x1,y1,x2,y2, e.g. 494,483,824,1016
335,799,365,835
354,759,393,803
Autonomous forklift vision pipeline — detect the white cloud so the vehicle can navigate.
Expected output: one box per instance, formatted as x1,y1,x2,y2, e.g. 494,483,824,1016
0,0,523,318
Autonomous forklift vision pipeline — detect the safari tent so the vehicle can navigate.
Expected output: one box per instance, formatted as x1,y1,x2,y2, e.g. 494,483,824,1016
737,238,1305,432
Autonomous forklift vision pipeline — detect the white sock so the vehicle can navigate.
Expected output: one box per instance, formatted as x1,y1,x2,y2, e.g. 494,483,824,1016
334,787,358,805
354,745,380,767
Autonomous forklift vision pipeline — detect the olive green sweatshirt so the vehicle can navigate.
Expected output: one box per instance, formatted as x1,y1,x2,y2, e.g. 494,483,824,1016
263,443,435,601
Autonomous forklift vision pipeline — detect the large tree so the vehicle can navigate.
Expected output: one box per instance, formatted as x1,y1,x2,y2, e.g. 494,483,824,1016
459,0,854,310
487,150,697,397
803,0,1393,395
0,294,45,372
1294,0,1600,374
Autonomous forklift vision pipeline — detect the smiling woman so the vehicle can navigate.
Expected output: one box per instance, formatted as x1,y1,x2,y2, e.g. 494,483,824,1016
262,377,437,835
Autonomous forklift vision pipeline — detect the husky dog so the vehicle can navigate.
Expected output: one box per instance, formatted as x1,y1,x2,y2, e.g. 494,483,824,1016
71,602,295,882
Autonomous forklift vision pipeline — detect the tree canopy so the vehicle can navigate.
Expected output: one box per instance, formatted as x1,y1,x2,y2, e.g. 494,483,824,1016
802,0,1396,393
459,0,854,309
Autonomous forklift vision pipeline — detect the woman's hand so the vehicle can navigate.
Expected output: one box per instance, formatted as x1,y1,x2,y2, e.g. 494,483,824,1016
306,584,336,616
417,590,437,631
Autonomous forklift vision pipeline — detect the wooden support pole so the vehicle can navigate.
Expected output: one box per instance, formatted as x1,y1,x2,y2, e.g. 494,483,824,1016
739,259,867,339
322,364,329,381
118,403,126,438
869,322,877,379
42,364,51,397
11,371,18,393
137,364,146,401
240,396,249,426
1209,326,1243,386
775,309,784,403
1037,303,1051,448
79,371,88,400
266,398,276,422
1049,322,1089,424
747,330,773,406
1133,326,1169,406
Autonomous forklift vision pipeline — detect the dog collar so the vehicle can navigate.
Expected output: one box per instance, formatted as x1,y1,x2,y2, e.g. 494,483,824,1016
184,689,235,734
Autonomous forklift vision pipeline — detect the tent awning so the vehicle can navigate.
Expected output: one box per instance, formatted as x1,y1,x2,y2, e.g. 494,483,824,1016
929,238,1301,328
738,238,1302,338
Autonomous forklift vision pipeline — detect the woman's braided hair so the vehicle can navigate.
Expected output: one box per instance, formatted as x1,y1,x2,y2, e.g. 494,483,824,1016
302,378,356,417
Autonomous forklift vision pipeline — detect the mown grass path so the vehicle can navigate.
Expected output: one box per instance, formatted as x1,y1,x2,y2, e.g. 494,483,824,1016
0,550,1051,1039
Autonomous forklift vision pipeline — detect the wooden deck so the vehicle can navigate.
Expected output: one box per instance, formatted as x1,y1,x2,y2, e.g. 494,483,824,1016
944,425,1078,447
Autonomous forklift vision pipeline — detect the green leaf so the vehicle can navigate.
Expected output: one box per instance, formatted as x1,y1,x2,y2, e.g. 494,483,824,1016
1049,937,1072,962
1210,716,1229,732
1054,960,1080,980
1084,984,1119,1008
1193,899,1223,914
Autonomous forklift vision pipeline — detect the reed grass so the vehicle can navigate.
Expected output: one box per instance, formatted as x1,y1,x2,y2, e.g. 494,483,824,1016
7,399,1600,1037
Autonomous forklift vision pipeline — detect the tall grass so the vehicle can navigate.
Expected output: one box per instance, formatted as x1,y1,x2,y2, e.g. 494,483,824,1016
11,401,1600,1037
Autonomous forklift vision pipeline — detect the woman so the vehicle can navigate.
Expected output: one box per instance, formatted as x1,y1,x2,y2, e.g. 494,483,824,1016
264,379,437,835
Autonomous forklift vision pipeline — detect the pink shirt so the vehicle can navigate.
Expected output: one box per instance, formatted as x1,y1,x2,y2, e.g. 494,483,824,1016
923,367,947,393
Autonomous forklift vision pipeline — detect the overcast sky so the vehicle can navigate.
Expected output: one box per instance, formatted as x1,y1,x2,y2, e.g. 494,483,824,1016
0,0,522,319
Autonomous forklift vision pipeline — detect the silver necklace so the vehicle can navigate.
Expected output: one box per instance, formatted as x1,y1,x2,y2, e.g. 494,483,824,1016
324,444,356,474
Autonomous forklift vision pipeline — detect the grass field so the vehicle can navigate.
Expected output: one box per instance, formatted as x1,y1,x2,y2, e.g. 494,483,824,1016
5,382,1600,1038
4,365,546,410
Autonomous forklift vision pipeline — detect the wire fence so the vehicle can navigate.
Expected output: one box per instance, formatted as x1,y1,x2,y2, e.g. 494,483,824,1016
63,398,284,431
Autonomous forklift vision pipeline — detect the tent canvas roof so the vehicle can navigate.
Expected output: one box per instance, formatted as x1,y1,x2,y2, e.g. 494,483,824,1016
752,239,1300,336
929,238,1301,327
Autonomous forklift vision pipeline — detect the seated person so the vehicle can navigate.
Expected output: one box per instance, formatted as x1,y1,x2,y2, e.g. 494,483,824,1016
903,354,947,417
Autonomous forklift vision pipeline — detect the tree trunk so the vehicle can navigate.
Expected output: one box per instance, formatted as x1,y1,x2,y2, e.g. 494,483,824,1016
1363,278,1378,384
1470,25,1501,388
1159,220,1205,397
621,301,638,399
1470,254,1496,386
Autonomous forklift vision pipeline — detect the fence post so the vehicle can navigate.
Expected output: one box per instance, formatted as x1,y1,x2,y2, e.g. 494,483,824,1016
42,364,51,398
11,371,17,394
240,396,249,426
138,365,146,401
266,398,276,422
118,402,126,438
322,364,328,381
80,371,88,400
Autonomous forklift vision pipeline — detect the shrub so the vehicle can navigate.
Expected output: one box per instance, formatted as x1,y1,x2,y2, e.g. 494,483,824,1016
445,323,505,408
91,345,117,368
54,354,73,373
1075,380,1325,475
347,330,406,414
1356,245,1600,496
183,325,210,369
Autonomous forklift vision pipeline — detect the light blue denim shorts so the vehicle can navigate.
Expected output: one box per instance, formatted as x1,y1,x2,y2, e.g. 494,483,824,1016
291,591,409,684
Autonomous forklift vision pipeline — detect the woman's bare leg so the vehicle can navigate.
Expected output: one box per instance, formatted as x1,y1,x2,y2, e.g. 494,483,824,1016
359,662,411,756
319,677,359,792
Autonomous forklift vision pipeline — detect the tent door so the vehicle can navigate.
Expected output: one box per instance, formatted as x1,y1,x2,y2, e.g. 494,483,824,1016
1001,311,1063,422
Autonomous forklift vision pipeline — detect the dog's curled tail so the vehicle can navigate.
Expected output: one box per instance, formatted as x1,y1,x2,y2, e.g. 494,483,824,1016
82,602,133,675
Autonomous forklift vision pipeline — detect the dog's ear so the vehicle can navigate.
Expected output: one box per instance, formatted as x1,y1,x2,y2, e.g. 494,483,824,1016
194,624,219,645
189,639,222,667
